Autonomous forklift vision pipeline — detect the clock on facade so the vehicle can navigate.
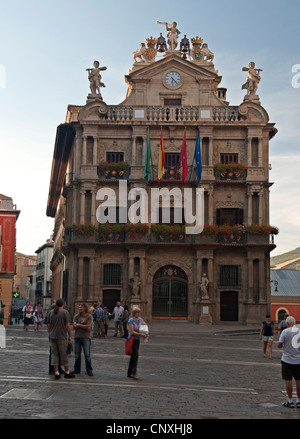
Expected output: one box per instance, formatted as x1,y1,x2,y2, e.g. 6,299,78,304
164,71,182,88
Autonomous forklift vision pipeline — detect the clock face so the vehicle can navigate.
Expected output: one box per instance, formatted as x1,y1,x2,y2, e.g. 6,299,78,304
164,71,182,88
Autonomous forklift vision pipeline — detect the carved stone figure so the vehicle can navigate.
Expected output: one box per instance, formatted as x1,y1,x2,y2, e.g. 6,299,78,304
189,37,214,64
86,61,107,97
201,43,214,63
242,61,262,96
198,273,209,300
128,273,141,296
156,21,180,51
133,43,146,62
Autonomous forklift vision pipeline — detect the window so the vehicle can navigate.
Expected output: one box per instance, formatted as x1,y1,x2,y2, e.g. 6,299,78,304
164,98,182,106
220,153,238,164
106,152,124,163
165,153,180,168
219,265,241,287
216,208,244,226
103,264,122,285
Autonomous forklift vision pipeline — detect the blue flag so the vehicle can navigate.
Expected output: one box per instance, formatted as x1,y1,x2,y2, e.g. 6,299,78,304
194,130,202,184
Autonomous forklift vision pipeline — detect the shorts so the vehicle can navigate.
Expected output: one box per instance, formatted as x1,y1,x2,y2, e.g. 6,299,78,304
281,361,300,381
262,335,273,341
50,338,69,366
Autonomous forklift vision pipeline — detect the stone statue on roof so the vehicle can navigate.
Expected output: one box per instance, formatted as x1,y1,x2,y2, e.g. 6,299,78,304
156,21,181,51
242,61,262,96
86,60,107,97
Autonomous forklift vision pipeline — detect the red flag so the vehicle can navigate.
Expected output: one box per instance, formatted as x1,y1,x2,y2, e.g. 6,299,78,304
179,129,188,183
158,127,165,183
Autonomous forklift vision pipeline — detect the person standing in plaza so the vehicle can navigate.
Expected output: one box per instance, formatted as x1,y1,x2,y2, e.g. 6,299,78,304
23,301,33,331
34,302,44,331
278,316,300,408
122,305,129,338
93,303,106,338
127,307,147,380
259,313,277,359
47,299,75,380
112,301,124,337
103,306,110,336
72,303,93,376
279,313,289,333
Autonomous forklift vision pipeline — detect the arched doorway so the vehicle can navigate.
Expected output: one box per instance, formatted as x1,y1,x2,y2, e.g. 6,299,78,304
152,265,188,319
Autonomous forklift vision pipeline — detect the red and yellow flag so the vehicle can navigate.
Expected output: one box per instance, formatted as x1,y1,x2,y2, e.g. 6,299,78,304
158,127,165,183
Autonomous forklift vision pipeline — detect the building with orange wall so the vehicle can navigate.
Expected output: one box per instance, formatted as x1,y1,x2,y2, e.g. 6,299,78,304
271,269,300,323
0,194,20,325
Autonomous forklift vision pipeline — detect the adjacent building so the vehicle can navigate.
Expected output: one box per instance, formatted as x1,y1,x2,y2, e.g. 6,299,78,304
35,238,54,310
271,269,300,322
47,24,278,324
0,194,20,324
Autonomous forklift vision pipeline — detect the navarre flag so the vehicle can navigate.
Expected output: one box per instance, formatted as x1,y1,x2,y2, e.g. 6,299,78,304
158,127,165,183
144,127,152,182
179,129,188,183
194,130,202,184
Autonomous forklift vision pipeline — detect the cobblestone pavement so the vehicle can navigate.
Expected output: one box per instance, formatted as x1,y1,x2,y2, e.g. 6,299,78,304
0,321,299,424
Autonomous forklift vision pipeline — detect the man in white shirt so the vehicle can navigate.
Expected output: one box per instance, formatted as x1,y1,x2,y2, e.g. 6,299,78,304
278,316,300,408
112,301,124,337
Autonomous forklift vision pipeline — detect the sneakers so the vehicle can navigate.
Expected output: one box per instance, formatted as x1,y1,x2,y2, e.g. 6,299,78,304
282,401,295,408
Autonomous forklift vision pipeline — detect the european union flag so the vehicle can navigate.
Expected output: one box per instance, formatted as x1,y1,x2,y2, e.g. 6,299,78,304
194,130,202,184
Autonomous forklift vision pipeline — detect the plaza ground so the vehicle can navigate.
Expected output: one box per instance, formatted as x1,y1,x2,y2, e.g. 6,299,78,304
0,320,299,425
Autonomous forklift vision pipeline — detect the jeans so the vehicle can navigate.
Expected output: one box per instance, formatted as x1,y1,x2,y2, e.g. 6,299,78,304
74,337,93,373
128,338,140,377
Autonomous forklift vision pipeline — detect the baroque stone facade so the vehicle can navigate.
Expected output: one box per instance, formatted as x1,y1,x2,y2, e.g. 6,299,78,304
47,24,278,324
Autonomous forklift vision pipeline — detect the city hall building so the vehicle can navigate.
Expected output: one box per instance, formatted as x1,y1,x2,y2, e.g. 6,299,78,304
47,23,278,324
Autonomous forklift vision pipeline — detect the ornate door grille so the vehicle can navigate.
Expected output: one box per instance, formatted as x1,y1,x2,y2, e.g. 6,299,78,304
152,266,188,319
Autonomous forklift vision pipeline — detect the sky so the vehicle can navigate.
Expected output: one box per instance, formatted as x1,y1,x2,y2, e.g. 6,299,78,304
0,0,299,256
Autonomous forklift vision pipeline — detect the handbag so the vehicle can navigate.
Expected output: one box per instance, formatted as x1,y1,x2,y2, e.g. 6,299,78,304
125,318,140,355
125,336,135,355
66,342,73,355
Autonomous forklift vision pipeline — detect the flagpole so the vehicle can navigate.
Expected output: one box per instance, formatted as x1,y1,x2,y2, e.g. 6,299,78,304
189,129,199,180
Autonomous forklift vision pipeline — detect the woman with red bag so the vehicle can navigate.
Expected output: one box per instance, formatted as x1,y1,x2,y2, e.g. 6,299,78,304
127,308,147,380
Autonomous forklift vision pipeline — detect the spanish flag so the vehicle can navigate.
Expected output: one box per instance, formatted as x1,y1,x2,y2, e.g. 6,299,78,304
158,127,165,183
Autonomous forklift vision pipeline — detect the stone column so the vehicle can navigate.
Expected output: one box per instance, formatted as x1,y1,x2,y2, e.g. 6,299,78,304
247,186,253,224
247,258,254,303
82,136,87,166
208,137,213,166
89,257,95,300
258,190,264,225
93,137,98,165
80,190,86,224
258,137,263,167
208,185,214,224
77,257,84,301
131,136,137,166
91,189,97,225
259,259,265,303
247,137,252,167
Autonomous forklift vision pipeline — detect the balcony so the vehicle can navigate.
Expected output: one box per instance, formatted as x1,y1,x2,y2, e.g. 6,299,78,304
150,165,197,182
63,224,278,246
102,105,242,123
98,162,130,180
214,163,247,182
